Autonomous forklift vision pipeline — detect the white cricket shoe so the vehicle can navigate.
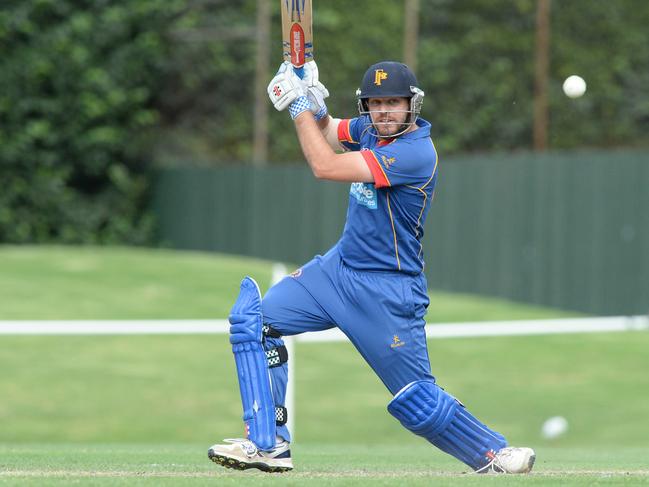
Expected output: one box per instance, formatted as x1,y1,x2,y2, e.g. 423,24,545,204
208,438,293,473
477,446,536,474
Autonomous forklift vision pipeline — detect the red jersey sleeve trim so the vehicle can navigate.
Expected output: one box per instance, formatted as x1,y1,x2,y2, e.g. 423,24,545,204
361,150,391,188
337,119,355,143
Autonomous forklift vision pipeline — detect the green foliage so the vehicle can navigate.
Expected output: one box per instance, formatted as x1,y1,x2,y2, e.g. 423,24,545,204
550,0,649,148
412,0,649,152
271,0,649,158
2,1,648,244
0,0,183,243
416,0,538,152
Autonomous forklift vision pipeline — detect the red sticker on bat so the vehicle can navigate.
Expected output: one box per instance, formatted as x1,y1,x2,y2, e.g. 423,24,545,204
290,23,305,67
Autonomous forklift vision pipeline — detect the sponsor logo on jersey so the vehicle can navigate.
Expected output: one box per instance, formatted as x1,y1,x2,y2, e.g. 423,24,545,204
290,268,302,278
381,155,396,169
390,335,406,348
350,182,378,209
374,69,388,86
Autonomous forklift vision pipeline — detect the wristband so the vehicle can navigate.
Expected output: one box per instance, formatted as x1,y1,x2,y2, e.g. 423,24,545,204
288,96,310,120
313,104,328,121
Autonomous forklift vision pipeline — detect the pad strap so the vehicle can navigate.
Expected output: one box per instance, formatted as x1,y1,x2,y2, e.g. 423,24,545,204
388,380,507,470
266,346,288,368
262,324,282,338
275,406,287,426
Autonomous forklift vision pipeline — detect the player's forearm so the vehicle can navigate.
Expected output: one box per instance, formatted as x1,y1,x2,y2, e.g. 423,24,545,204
318,115,345,151
316,115,330,132
294,111,338,179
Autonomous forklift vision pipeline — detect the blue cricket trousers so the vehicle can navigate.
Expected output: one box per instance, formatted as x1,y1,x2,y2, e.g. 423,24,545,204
261,246,433,442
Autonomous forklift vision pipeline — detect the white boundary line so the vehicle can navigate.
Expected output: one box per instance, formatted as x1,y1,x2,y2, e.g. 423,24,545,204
0,320,230,335
1,315,647,338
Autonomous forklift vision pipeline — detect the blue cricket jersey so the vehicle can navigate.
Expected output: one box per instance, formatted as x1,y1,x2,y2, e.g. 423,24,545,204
336,116,438,274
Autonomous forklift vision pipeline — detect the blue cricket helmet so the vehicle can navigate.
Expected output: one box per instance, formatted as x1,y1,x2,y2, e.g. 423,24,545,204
355,61,425,135
357,61,420,99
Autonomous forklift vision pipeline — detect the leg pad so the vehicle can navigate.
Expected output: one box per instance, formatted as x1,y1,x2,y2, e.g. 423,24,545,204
229,277,276,451
388,380,507,470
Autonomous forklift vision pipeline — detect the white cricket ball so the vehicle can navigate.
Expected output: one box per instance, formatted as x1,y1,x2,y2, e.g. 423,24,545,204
562,75,587,98
541,416,569,439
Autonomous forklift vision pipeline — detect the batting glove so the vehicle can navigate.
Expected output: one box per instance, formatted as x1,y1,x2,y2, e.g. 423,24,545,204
267,61,307,112
302,61,320,87
307,86,328,120
302,61,329,121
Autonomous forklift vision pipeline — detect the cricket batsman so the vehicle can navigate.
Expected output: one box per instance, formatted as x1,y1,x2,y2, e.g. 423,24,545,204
208,60,536,474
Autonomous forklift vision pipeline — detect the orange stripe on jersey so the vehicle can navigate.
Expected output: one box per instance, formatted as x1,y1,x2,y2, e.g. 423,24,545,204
361,150,391,188
337,119,356,143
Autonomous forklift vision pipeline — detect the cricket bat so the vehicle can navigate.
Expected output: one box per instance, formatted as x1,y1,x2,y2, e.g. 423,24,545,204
280,0,313,79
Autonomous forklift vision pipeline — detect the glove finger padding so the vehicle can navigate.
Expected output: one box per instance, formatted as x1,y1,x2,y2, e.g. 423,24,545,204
303,61,330,120
303,62,329,98
307,85,328,120
267,62,307,112
314,81,329,99
302,60,320,88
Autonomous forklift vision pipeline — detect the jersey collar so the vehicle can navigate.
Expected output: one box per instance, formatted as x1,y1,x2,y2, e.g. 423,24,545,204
401,118,431,140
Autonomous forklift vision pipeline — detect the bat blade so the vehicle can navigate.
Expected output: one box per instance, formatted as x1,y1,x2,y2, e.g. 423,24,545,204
281,0,313,78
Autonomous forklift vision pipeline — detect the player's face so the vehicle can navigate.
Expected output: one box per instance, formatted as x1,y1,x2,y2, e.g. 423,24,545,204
367,97,411,137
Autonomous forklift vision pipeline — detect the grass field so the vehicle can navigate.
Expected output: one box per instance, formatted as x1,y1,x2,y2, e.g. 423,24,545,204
2,444,648,486
1,245,648,486
0,245,584,321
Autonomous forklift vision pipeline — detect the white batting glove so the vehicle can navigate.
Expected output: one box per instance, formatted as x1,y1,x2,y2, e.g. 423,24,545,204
302,61,329,120
307,87,328,120
302,60,321,88
267,62,307,112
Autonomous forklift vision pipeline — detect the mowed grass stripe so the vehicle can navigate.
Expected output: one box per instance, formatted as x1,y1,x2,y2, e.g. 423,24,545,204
0,245,582,321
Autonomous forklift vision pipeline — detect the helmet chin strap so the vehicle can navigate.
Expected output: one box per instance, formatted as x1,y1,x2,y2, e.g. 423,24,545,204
358,108,418,139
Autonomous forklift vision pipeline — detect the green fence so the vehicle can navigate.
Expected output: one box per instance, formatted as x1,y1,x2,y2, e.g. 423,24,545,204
153,150,649,315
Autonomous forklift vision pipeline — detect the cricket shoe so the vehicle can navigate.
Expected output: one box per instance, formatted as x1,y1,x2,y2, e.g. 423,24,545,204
208,438,293,473
476,446,536,474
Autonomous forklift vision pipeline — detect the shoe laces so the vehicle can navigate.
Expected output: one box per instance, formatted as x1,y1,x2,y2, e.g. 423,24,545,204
474,451,508,474
224,438,258,456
